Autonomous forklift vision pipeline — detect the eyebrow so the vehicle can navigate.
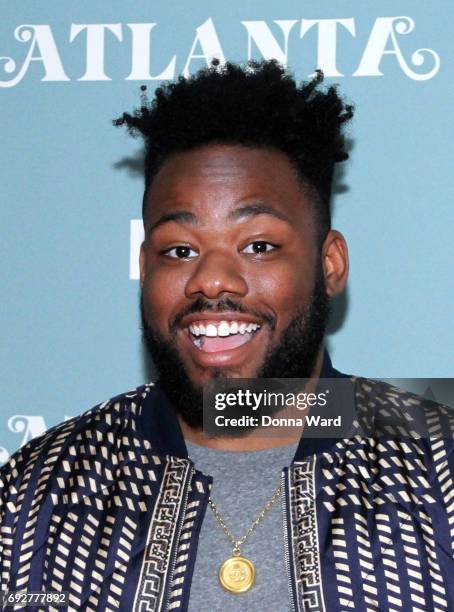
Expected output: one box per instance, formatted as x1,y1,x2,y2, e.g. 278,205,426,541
148,202,291,233
148,211,197,233
228,203,291,223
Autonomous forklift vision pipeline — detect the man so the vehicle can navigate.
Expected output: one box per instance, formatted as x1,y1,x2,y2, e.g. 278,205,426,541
1,61,453,611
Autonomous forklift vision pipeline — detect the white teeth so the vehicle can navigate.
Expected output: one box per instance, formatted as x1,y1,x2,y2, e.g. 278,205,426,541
218,321,230,337
229,322,239,334
205,324,217,337
188,321,261,337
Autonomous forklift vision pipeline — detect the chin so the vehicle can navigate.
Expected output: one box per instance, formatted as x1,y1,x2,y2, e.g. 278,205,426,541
187,366,252,386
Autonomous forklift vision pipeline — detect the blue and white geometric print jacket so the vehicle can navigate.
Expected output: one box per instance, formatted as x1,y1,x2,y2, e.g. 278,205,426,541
1,361,454,611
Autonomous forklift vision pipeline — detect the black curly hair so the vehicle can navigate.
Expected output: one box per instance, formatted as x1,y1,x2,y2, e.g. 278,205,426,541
114,60,353,241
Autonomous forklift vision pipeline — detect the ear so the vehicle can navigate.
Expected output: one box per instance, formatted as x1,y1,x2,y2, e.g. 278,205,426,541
139,241,147,289
321,230,349,298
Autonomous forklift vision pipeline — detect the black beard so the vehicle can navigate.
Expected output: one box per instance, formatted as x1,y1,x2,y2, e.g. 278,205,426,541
141,265,330,430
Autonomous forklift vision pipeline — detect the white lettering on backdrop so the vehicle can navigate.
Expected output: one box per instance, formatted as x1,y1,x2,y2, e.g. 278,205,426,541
130,220,144,281
0,414,74,464
0,16,440,87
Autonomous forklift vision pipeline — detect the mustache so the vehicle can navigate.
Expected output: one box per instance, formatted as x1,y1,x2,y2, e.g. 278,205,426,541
169,297,276,332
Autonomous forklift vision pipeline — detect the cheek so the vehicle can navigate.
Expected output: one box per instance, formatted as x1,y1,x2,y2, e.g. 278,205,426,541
142,268,188,330
247,259,315,321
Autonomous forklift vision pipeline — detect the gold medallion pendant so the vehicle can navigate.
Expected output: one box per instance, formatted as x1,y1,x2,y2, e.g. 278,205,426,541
219,554,256,593
208,484,281,594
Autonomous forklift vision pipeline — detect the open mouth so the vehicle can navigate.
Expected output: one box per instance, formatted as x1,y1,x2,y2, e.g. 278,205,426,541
187,320,261,353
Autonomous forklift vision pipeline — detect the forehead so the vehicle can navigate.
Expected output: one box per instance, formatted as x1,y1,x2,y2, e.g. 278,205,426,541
144,144,316,230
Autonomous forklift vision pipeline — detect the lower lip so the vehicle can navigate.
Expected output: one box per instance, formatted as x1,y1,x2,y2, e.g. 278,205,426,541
180,327,264,368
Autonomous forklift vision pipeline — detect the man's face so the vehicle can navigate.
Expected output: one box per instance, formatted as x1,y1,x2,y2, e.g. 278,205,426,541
140,145,342,426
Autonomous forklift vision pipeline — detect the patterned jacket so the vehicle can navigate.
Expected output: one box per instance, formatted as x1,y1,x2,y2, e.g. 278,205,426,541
1,368,454,611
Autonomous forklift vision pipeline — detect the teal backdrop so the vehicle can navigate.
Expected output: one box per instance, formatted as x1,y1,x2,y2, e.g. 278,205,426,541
1,1,453,462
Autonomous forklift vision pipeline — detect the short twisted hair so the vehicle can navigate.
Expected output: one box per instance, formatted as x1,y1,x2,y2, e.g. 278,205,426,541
114,60,353,240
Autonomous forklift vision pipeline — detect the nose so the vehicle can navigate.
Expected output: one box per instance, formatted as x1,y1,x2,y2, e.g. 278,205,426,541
185,250,248,299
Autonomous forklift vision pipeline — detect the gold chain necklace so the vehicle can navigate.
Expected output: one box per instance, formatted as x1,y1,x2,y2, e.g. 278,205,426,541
208,483,282,594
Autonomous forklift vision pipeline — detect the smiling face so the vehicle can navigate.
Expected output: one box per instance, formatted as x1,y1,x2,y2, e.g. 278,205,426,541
139,144,348,426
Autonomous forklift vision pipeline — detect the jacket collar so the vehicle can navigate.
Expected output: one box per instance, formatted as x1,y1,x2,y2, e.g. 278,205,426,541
138,350,350,462
293,350,350,460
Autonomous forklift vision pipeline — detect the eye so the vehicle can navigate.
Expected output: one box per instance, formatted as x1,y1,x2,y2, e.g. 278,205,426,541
162,245,198,259
242,241,278,255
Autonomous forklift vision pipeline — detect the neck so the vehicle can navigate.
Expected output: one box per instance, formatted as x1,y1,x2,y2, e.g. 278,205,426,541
178,348,325,451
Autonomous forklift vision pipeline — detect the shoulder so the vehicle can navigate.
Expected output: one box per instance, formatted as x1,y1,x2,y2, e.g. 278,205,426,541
334,375,454,499
0,382,156,503
318,376,454,524
352,375,454,441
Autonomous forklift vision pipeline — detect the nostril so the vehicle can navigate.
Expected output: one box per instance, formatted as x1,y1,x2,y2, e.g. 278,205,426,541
185,270,248,300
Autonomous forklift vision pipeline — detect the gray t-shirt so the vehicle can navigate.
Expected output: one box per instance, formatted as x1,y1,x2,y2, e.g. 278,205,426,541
186,440,299,611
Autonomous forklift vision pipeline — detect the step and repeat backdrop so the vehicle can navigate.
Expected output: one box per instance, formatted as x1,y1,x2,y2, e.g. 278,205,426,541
1,1,453,462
